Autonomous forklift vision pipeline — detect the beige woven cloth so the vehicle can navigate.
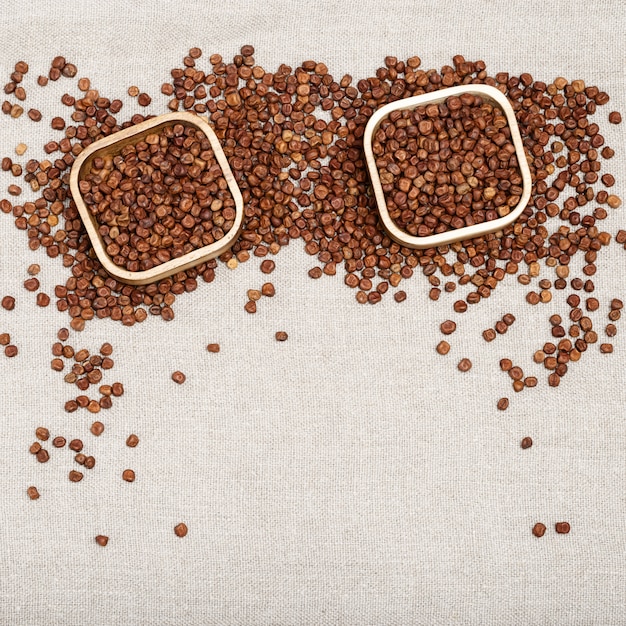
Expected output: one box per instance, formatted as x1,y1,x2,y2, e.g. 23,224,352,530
0,1,624,624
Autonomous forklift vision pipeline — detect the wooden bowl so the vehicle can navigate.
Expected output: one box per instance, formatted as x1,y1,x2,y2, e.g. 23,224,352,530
69,111,244,285
363,84,532,249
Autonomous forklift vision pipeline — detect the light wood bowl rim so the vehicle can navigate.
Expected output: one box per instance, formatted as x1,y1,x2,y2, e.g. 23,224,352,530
69,111,244,285
363,84,533,249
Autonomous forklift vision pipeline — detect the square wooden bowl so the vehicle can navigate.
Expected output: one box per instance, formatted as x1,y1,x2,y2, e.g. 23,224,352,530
69,111,244,285
363,84,532,249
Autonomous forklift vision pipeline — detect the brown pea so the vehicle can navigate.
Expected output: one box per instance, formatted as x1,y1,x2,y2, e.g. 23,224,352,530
207,343,220,353
52,436,66,448
260,259,275,274
520,437,533,449
275,331,288,342
51,116,65,130
69,439,83,452
502,313,516,326
90,421,104,436
35,427,50,441
126,434,139,448
36,293,50,307
394,291,407,303
261,282,275,297
600,343,613,353
128,86,139,97
495,321,508,334
482,329,496,342
555,522,570,534
27,486,40,500
23,277,39,291
532,523,546,538
608,111,622,124
499,359,512,372
69,470,83,482
95,535,109,546
172,371,186,384
111,382,124,396
436,340,450,355
122,469,135,482
457,358,472,372
440,320,456,335
497,397,509,411
36,449,49,463
137,93,152,106
5,345,18,357
2,296,15,310
607,195,622,209
244,300,257,314
174,523,188,537
0,333,9,345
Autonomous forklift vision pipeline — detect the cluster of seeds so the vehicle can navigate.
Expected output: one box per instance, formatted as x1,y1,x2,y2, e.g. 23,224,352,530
372,93,523,236
482,312,516,341
28,425,95,480
81,124,236,272
2,47,622,545
0,331,18,357
49,332,123,413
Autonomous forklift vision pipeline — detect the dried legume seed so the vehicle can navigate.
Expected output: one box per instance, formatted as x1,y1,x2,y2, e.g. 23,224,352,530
171,371,186,384
555,522,570,534
440,320,456,335
457,358,472,372
95,535,109,546
35,427,49,441
260,260,275,274
207,343,220,353
497,397,509,411
275,331,288,342
122,469,135,482
520,437,533,449
532,523,546,538
27,486,40,500
126,434,139,448
436,340,450,355
261,283,275,297
68,470,83,482
482,328,496,342
174,523,188,537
